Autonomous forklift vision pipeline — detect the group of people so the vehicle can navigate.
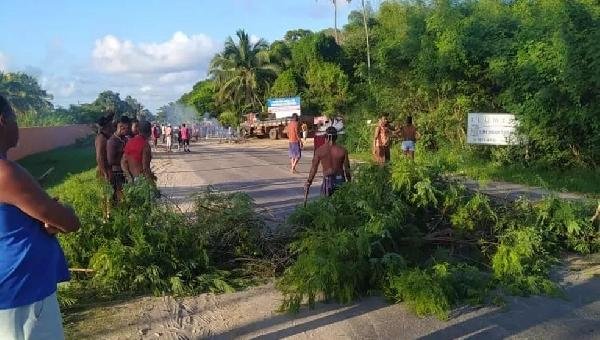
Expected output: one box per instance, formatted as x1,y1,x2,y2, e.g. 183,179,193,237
152,123,193,153
287,113,419,199
373,114,419,164
95,113,155,201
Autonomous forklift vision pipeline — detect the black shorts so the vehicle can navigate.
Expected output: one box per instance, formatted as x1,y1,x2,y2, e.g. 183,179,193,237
110,171,126,192
183,139,190,146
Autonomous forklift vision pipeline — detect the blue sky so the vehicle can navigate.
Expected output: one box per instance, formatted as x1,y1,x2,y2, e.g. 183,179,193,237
0,0,377,111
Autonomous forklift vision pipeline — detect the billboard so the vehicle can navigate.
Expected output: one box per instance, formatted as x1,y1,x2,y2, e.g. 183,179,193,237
267,96,301,119
467,113,518,145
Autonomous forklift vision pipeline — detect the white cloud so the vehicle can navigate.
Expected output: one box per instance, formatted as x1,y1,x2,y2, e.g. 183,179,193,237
249,34,260,45
140,85,152,93
0,52,9,71
92,31,219,75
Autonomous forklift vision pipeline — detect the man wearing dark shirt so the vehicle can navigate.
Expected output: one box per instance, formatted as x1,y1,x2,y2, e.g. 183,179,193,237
107,116,130,201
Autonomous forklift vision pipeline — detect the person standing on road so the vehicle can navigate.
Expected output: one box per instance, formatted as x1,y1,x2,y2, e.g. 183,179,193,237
287,113,302,174
165,124,173,152
107,116,130,202
305,126,351,197
161,124,166,143
181,123,191,152
398,116,419,160
151,123,161,149
0,94,81,340
95,113,114,181
373,115,392,165
301,122,308,143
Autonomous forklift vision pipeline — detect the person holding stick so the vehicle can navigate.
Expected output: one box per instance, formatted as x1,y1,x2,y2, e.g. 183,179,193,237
305,126,351,198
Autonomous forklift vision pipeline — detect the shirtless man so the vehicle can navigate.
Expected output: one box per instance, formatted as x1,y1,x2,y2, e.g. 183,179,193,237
305,127,351,197
94,112,114,181
122,120,154,183
398,116,418,160
373,115,391,165
107,116,130,201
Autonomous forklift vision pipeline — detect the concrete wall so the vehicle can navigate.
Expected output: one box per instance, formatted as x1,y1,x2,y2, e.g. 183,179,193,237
8,124,94,161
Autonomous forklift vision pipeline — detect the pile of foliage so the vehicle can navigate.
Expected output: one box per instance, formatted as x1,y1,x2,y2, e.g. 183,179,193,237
51,171,270,306
278,162,599,318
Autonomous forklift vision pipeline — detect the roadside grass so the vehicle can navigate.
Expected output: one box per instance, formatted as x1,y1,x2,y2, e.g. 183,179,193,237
351,146,600,196
17,139,95,190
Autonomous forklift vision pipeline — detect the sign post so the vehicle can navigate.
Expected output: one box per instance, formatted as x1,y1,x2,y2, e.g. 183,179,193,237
467,113,518,145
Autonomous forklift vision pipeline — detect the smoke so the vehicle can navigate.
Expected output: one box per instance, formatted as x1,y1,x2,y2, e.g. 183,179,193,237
164,103,198,125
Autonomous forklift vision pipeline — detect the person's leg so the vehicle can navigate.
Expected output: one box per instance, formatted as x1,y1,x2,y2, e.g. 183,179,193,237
24,292,65,340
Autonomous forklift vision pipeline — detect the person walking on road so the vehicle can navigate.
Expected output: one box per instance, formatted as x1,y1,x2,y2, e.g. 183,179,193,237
165,124,173,152
0,94,81,340
181,123,191,152
373,115,392,165
398,116,419,160
287,113,302,174
151,123,161,149
301,122,308,143
305,126,351,197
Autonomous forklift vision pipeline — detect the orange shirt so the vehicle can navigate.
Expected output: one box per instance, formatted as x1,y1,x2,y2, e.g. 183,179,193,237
287,121,299,142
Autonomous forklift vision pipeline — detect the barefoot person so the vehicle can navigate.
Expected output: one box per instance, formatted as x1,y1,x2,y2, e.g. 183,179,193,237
122,120,154,183
399,116,418,160
305,127,351,197
181,123,190,152
301,121,308,143
287,113,302,173
95,113,114,181
165,124,173,152
107,116,130,201
0,95,81,340
151,123,161,149
373,115,391,165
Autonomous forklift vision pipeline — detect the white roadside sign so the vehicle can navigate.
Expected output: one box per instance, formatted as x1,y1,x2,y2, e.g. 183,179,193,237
267,97,301,119
467,113,518,145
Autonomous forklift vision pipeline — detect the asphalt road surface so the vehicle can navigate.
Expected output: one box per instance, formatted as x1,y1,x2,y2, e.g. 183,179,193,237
147,140,600,340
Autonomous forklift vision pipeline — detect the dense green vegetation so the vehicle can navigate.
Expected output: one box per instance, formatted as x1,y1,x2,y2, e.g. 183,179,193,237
179,0,599,178
277,161,599,318
52,173,274,308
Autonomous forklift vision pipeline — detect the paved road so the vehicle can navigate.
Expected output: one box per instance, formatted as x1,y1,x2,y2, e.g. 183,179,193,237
154,139,320,222
149,141,600,340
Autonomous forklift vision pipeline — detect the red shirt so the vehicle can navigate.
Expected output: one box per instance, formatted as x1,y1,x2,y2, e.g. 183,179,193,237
287,121,299,142
124,135,147,164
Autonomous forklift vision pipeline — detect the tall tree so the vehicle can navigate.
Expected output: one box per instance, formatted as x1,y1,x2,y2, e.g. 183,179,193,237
318,0,351,44
0,72,53,114
210,30,278,113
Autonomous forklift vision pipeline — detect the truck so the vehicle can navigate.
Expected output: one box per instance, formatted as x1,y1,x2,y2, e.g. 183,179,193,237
242,112,314,140
242,96,314,139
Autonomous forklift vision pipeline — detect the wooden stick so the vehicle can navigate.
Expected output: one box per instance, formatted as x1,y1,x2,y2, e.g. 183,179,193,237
69,268,95,273
303,186,309,208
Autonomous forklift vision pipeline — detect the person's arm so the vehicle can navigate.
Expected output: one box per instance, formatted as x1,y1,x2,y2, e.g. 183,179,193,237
142,143,152,179
121,153,132,182
305,153,321,191
0,162,80,233
373,126,381,153
95,136,109,179
344,152,352,182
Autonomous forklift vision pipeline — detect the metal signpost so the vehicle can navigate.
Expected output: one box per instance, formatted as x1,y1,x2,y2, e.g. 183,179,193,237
467,113,518,145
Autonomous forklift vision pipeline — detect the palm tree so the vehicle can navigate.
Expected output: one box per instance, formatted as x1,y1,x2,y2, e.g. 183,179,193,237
210,30,278,113
319,0,351,44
